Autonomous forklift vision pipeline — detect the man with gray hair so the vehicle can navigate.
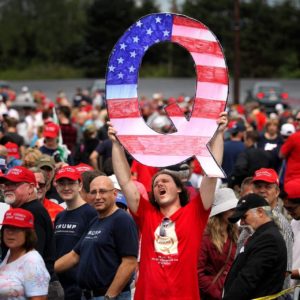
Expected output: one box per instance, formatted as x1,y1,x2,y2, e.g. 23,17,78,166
251,168,293,292
223,193,287,300
0,166,64,299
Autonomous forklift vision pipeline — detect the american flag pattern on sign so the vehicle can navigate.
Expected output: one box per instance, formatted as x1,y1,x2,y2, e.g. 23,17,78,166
106,13,228,177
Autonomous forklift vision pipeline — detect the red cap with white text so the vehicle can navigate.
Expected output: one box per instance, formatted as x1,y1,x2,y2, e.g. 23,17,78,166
43,122,60,138
0,166,37,185
253,168,279,185
55,166,81,181
1,208,34,229
74,163,94,174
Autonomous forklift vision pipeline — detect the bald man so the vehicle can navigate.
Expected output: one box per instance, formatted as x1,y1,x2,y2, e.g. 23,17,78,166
55,175,138,300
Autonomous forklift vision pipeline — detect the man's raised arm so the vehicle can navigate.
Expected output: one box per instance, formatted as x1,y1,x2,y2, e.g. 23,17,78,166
108,122,140,213
200,112,228,210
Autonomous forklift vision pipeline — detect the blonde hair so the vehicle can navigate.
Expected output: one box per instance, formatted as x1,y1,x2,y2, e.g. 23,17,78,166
23,148,42,168
206,214,239,253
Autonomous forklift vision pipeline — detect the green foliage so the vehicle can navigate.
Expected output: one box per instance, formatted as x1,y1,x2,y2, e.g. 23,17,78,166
141,42,196,77
0,0,87,72
0,64,84,80
0,0,299,79
182,0,300,78
79,0,160,77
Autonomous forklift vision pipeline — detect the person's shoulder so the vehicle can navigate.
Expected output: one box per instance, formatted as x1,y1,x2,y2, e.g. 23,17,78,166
55,208,66,219
113,209,135,223
23,200,52,221
23,250,44,263
22,199,44,211
78,203,98,218
257,222,286,242
80,202,97,212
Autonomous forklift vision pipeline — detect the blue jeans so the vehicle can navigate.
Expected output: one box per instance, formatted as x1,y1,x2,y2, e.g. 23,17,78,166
86,291,131,300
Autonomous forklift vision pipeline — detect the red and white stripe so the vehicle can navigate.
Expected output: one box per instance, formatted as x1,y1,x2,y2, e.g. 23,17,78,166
107,15,228,177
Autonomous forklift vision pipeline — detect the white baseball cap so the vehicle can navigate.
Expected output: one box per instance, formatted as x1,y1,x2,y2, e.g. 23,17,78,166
280,123,295,137
109,174,121,190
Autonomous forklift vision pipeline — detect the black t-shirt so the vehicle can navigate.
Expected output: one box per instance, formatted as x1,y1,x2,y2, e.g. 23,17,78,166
54,203,97,258
257,134,284,171
0,132,24,147
21,200,57,282
54,203,97,299
74,209,138,290
95,139,112,163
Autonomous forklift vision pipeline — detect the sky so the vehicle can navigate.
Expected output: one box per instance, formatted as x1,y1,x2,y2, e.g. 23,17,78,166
155,0,185,12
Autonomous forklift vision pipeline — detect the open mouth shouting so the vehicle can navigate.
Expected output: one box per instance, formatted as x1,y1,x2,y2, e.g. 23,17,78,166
159,188,166,196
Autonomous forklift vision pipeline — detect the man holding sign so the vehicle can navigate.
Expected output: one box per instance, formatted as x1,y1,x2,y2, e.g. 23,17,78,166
108,111,227,300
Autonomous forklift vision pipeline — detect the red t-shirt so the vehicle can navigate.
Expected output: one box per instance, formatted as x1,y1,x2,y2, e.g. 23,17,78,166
281,132,300,185
131,160,159,193
132,194,210,300
43,198,64,224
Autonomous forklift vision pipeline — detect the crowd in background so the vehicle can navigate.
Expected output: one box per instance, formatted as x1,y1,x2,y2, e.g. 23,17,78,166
0,84,300,299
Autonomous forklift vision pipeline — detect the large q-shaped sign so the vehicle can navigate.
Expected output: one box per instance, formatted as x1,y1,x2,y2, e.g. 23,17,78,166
106,13,228,177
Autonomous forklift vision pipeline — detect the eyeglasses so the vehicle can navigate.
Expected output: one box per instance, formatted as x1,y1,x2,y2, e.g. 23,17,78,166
159,217,171,237
89,188,115,196
37,182,47,189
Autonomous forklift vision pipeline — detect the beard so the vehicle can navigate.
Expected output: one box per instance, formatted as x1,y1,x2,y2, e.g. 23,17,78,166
4,192,17,205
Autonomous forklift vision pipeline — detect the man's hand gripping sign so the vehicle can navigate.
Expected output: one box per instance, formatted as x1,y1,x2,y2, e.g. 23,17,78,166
106,13,228,177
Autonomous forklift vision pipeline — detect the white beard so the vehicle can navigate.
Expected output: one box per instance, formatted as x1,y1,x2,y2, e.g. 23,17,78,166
4,192,16,205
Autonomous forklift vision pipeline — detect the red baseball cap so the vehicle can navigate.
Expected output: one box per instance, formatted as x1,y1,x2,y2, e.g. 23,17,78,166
0,166,37,185
55,166,81,181
5,142,20,159
253,168,279,185
285,179,300,199
1,208,34,229
74,163,94,174
43,122,60,138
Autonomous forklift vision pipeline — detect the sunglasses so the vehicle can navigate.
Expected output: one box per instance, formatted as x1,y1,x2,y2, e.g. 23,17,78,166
159,217,171,237
37,182,47,189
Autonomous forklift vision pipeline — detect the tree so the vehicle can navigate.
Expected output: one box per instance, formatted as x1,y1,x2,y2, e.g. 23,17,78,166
0,0,87,69
81,0,160,77
182,0,234,75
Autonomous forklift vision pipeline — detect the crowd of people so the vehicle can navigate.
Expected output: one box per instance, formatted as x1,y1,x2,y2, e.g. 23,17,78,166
0,84,300,299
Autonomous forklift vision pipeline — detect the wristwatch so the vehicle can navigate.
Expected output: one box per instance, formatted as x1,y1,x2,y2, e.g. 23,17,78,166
104,296,117,300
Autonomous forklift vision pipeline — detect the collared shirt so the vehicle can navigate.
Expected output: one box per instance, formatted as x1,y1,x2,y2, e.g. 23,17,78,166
236,205,294,291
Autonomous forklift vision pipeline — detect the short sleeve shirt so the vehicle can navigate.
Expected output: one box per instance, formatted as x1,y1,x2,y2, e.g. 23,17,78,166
74,209,138,290
0,250,50,299
132,193,210,300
